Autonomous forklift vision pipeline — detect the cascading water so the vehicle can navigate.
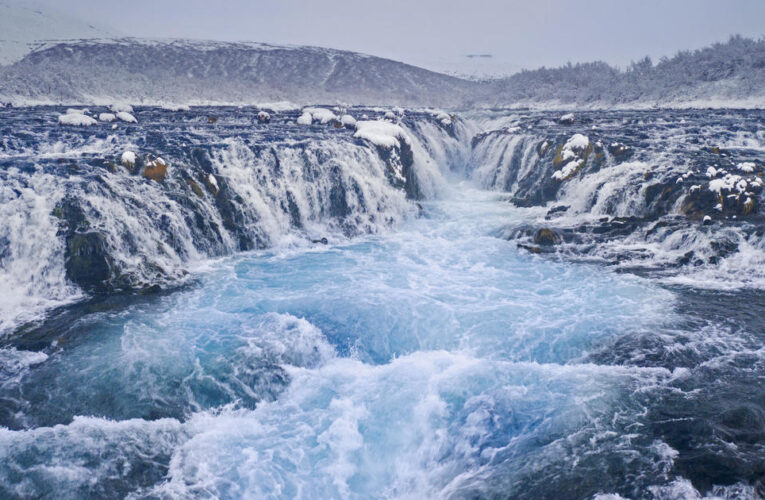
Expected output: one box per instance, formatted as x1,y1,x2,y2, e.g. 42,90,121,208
1,106,764,499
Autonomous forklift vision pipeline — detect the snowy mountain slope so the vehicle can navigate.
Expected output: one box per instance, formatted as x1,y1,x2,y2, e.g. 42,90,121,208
1,35,765,107
0,38,481,107
0,0,116,65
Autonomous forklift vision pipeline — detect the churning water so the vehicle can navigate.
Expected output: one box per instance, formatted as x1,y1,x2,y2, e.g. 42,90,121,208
3,183,761,499
2,107,765,499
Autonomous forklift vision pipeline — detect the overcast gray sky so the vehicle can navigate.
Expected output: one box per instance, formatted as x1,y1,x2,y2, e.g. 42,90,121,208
36,0,765,76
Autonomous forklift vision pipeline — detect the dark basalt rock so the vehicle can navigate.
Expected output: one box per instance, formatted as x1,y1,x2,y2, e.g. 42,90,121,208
680,189,720,220
517,243,544,254
65,232,114,293
399,141,420,200
545,205,569,219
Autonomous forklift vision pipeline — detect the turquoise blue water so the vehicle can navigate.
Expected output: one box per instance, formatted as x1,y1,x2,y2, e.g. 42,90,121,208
0,185,680,498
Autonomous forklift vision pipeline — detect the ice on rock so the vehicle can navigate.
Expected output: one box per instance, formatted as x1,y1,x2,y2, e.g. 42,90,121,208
98,113,116,122
353,120,410,148
116,111,137,123
296,112,312,125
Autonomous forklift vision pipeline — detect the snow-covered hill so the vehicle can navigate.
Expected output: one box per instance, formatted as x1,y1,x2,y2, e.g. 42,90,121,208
0,0,115,65
0,13,763,108
0,38,480,107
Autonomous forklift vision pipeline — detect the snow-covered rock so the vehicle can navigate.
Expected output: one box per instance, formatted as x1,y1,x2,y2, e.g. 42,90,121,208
296,112,312,125
120,151,137,167
563,133,589,151
708,173,750,195
353,120,410,148
161,104,191,111
552,134,590,181
116,111,137,123
435,112,452,126
110,103,134,113
257,111,271,123
738,162,756,173
341,114,356,128
98,112,116,122
303,107,337,124
558,113,575,124
58,111,96,126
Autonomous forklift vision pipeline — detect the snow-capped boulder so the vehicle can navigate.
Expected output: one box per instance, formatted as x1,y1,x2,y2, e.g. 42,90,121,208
552,134,590,181
58,111,97,126
303,107,337,124
99,113,116,122
296,112,312,125
120,151,137,169
116,111,137,123
558,113,575,124
341,114,357,129
353,120,410,148
110,103,134,113
738,162,756,173
257,111,271,123
143,156,167,182
435,112,452,126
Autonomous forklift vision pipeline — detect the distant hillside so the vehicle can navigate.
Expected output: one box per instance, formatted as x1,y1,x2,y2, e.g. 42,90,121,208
1,35,765,108
0,39,480,107
486,35,765,108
